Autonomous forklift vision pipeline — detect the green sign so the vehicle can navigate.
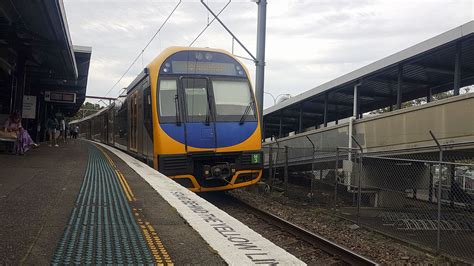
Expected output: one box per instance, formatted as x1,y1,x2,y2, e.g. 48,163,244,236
251,153,261,164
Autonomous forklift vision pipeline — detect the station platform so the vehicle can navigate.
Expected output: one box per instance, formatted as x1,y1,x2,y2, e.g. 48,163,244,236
0,140,304,265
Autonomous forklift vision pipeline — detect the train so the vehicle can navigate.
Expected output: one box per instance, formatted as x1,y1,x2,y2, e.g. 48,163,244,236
70,47,263,192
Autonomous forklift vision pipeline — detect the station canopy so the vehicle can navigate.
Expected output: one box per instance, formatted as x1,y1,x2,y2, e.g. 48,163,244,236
263,21,474,139
0,0,91,116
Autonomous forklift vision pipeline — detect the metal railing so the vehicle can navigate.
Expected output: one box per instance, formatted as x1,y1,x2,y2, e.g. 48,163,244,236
261,138,474,262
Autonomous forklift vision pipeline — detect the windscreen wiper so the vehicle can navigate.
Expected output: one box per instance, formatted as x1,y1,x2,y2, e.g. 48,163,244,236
174,94,181,126
205,93,213,126
205,109,210,126
239,101,253,125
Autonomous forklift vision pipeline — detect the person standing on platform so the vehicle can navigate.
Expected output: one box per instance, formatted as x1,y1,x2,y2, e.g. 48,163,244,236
59,117,66,143
46,114,59,147
73,125,79,140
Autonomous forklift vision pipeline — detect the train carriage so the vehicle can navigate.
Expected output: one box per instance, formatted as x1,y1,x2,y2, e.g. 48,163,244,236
71,47,263,192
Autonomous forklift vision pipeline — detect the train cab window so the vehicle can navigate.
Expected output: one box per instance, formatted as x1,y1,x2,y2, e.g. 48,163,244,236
158,79,178,122
182,78,210,123
212,79,255,121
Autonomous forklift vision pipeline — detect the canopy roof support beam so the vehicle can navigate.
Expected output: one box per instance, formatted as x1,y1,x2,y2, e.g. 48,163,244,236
454,41,462,96
353,83,360,118
323,93,328,127
397,64,403,109
278,111,283,138
298,104,303,133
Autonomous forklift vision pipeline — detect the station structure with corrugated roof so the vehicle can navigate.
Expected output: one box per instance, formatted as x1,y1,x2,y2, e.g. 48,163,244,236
0,0,91,142
263,21,474,140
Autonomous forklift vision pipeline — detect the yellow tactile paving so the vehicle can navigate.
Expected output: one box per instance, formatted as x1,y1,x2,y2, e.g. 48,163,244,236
96,145,174,265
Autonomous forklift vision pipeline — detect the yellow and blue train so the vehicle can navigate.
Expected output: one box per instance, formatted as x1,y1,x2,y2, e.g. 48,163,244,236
71,47,263,192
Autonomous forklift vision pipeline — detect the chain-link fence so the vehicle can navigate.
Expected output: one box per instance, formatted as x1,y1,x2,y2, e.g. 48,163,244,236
261,142,474,262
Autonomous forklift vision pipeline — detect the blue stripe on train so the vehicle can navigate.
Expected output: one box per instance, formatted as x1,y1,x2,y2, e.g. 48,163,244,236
160,121,257,148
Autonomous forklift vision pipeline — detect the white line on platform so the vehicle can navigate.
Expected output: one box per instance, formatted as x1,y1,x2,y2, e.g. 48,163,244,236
97,142,305,266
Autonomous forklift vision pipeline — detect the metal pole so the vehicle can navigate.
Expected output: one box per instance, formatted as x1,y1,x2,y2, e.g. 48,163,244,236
323,93,328,127
437,152,443,252
351,136,363,225
256,0,267,140
200,0,256,62
198,0,266,136
428,164,433,203
334,148,339,208
453,41,461,96
397,64,403,109
298,104,303,133
429,130,443,253
357,152,362,224
306,136,316,202
278,111,283,138
347,83,360,190
449,164,455,207
268,145,273,189
284,146,289,196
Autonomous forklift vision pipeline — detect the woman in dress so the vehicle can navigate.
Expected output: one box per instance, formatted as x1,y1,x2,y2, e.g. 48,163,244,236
3,112,37,154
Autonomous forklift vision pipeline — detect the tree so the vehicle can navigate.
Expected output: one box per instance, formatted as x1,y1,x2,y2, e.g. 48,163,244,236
370,87,472,115
70,102,103,120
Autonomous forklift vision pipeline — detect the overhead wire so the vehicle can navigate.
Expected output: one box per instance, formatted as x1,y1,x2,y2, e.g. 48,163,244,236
189,0,231,47
104,0,183,97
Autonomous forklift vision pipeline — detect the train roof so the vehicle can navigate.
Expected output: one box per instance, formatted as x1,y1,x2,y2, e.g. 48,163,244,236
69,104,113,124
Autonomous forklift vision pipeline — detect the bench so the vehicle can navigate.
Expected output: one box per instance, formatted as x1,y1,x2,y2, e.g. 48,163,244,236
0,131,16,153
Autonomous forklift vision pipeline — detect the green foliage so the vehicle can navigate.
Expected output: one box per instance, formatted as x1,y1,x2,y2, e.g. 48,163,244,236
70,102,103,120
370,88,471,115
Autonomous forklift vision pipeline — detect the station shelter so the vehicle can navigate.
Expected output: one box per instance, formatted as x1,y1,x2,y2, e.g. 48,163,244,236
0,0,91,142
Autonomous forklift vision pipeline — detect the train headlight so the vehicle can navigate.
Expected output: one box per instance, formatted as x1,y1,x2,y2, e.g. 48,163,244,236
213,167,222,177
238,70,244,75
163,68,169,73
165,62,171,68
195,52,203,60
205,53,212,60
203,165,211,177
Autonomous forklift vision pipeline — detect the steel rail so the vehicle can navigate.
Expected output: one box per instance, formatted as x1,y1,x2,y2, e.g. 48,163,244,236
230,195,378,266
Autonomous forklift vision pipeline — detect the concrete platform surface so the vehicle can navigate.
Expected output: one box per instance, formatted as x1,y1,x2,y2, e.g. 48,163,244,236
0,141,223,264
0,139,305,265
99,142,305,265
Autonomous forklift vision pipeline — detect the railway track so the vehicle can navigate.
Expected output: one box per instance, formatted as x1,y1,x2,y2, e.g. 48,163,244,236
201,192,377,265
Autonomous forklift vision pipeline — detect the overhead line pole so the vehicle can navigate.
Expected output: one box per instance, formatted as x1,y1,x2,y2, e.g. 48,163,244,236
200,1,256,62
255,0,267,140
200,0,267,139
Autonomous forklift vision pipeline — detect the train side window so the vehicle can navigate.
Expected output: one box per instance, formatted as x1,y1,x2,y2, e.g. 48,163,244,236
158,79,178,122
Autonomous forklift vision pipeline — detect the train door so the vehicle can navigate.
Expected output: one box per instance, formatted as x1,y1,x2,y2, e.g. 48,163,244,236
130,93,138,152
103,112,108,143
143,86,154,165
180,77,216,152
107,107,114,145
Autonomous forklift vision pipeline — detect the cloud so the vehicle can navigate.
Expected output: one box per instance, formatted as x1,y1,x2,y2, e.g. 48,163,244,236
63,0,474,108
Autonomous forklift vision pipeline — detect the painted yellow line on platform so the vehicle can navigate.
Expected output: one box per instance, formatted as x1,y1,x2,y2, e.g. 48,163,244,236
95,144,173,265
117,171,136,201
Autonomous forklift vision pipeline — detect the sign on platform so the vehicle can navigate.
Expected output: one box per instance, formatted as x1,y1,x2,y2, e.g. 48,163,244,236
22,95,36,119
45,91,76,104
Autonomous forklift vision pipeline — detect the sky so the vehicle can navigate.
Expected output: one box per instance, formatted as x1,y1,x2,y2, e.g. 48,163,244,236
63,0,474,109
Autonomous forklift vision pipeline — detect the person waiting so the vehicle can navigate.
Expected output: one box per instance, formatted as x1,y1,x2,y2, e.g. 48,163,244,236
3,112,38,155
46,114,59,147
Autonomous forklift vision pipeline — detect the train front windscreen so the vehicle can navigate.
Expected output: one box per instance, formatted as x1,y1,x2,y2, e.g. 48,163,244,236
158,50,256,123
